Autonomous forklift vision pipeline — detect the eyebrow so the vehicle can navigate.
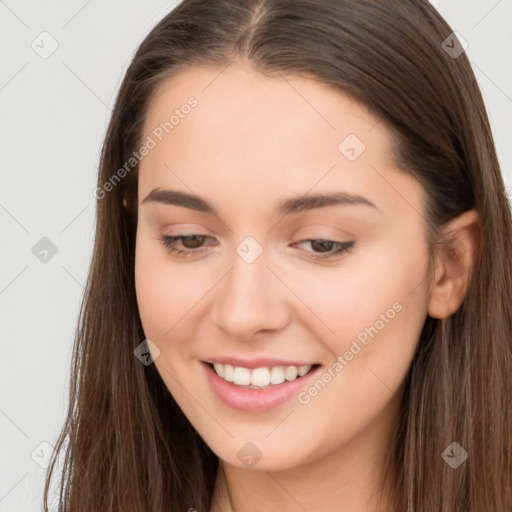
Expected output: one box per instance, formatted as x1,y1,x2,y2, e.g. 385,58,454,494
141,188,379,216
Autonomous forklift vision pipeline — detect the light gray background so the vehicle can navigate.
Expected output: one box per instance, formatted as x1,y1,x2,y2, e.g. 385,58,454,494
1,1,511,510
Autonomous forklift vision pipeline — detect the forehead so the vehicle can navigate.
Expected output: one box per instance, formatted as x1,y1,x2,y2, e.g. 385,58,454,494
143,63,390,154
138,64,420,218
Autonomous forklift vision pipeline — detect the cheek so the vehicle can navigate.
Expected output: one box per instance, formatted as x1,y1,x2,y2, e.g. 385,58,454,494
322,237,430,389
283,243,429,449
288,238,429,353
134,238,201,341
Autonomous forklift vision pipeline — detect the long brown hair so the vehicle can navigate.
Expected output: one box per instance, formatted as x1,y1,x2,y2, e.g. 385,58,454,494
43,1,512,510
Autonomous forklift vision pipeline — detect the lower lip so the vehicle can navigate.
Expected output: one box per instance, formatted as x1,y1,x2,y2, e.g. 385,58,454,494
201,361,321,412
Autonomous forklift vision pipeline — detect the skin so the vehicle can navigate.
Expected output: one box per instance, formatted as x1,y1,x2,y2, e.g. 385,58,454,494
133,63,480,512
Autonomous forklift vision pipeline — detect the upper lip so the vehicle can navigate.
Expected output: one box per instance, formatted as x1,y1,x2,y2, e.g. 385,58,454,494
202,357,320,369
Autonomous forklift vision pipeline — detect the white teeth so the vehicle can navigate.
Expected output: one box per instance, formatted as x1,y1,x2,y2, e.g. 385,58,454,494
298,365,310,377
251,367,270,387
233,366,251,385
284,366,298,381
270,366,285,385
213,363,224,378
211,363,314,388
224,364,234,382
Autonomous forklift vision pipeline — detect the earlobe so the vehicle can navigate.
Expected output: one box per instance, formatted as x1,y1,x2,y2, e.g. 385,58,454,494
427,208,481,319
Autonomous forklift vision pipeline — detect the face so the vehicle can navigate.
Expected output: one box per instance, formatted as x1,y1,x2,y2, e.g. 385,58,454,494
134,64,432,471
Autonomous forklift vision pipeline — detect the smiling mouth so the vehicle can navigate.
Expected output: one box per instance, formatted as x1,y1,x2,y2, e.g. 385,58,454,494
204,362,321,389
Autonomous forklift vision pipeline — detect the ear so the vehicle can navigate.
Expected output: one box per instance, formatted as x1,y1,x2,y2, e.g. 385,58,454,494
427,208,482,319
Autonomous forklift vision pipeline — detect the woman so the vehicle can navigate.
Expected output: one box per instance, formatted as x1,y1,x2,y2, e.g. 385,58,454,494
44,1,512,510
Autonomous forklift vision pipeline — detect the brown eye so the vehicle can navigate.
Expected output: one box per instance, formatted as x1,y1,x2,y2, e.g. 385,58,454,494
180,235,208,249
293,239,355,260
310,239,335,253
160,234,215,256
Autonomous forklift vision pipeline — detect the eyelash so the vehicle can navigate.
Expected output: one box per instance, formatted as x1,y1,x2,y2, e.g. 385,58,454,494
159,235,354,260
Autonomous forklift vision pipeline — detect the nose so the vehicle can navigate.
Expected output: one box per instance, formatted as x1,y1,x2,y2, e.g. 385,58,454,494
211,247,290,341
